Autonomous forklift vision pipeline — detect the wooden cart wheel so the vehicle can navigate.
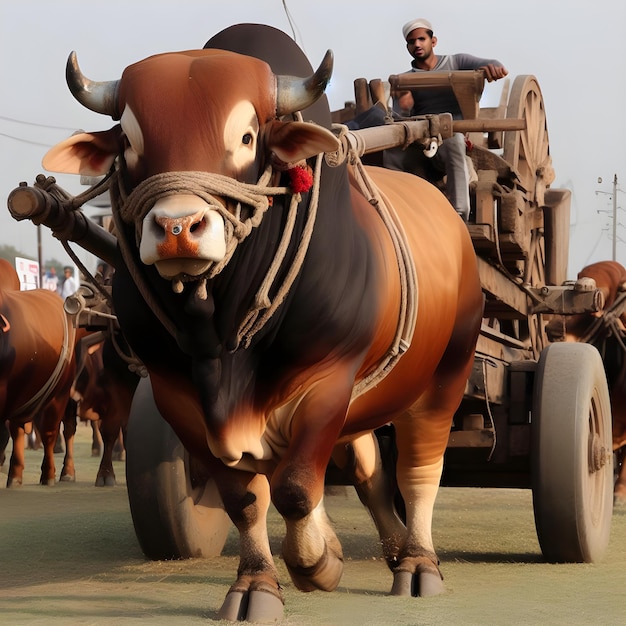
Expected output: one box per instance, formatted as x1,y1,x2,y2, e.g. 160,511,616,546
531,342,613,563
503,75,554,205
502,75,555,356
125,376,231,560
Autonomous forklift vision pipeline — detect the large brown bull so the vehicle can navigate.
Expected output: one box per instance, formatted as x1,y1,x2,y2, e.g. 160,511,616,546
37,25,483,622
546,260,626,502
0,258,78,486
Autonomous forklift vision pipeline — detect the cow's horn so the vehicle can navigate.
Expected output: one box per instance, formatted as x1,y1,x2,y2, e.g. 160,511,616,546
66,51,120,119
275,50,333,117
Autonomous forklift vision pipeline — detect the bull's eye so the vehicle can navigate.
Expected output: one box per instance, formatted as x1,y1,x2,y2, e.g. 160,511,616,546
242,133,253,145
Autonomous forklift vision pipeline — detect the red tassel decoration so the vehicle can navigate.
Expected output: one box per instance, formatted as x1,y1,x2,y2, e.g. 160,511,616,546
288,165,314,193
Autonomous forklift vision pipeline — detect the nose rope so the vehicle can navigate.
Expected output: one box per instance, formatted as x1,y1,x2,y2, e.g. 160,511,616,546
110,158,322,350
115,165,294,280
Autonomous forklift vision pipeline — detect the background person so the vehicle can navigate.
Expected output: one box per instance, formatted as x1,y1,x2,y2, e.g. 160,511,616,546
60,266,77,298
42,267,59,293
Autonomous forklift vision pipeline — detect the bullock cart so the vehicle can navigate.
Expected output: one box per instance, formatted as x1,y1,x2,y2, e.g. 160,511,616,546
5,63,612,579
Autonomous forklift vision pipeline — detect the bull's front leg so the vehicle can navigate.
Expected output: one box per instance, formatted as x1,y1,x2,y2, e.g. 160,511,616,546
214,468,285,623
332,431,407,568
271,383,352,593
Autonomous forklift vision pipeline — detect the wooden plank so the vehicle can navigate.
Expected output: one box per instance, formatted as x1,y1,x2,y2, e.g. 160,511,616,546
543,188,571,286
477,256,529,317
389,70,486,120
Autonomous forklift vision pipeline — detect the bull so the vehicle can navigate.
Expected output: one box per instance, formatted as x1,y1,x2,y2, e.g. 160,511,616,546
546,260,626,503
33,25,483,622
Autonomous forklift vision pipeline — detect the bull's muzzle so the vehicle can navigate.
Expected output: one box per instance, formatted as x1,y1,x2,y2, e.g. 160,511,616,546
139,194,226,279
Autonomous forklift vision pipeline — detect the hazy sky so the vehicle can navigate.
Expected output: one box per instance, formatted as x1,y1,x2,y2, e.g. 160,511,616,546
1,1,625,278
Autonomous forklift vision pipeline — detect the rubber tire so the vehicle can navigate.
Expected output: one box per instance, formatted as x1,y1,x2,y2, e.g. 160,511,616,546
125,376,231,560
531,342,613,563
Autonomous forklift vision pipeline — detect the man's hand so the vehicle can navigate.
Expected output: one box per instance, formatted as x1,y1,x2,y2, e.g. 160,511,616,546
392,90,414,115
480,64,508,82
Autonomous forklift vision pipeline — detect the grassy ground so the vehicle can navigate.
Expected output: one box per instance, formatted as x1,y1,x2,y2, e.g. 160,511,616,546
1,423,625,625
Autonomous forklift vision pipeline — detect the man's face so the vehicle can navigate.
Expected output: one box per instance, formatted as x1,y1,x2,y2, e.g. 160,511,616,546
406,28,437,61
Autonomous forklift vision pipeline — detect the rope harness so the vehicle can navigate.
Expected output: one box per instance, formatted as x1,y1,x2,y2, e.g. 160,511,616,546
38,121,418,400
327,124,418,400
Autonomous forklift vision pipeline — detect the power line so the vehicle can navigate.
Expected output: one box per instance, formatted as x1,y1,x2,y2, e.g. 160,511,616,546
0,113,76,132
0,131,53,148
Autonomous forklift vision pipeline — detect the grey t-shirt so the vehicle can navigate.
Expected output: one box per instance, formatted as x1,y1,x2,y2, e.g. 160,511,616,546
398,53,504,119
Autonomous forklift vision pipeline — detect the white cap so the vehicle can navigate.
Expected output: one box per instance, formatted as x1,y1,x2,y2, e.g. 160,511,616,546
402,18,434,40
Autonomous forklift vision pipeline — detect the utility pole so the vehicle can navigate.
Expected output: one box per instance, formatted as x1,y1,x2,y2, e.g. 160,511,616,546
612,173,618,262
597,174,620,261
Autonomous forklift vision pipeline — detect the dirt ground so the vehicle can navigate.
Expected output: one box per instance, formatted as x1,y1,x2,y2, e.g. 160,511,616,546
1,423,626,626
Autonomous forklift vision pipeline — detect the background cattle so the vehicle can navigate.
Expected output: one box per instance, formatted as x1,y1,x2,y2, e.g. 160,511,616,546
71,329,139,486
36,24,483,623
546,260,626,502
0,258,79,486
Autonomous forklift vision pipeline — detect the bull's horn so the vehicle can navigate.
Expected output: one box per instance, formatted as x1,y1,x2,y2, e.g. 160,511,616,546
66,51,120,119
275,49,333,117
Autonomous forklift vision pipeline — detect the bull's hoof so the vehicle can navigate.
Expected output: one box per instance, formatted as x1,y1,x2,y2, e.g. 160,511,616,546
391,556,444,597
391,569,444,597
6,476,22,488
217,584,284,623
95,474,116,487
284,542,344,592
40,477,56,486
59,474,76,482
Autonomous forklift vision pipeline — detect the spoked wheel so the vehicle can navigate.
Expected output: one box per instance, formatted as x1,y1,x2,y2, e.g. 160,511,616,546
503,75,556,357
531,343,613,563
125,376,231,560
503,75,555,205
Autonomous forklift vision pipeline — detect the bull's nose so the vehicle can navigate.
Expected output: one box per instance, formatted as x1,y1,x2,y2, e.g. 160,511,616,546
139,195,227,269
155,211,207,240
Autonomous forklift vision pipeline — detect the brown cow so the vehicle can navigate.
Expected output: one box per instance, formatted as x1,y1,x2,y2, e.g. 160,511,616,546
546,260,626,502
37,26,483,622
0,258,79,486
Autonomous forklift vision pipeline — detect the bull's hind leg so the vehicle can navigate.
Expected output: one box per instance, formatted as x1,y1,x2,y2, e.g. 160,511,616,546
215,469,284,623
390,382,468,597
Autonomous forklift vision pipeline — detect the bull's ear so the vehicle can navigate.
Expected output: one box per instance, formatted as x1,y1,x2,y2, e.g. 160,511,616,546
43,127,121,176
265,120,340,164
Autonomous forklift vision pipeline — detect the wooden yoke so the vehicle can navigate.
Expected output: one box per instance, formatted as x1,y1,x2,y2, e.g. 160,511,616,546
388,70,486,120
